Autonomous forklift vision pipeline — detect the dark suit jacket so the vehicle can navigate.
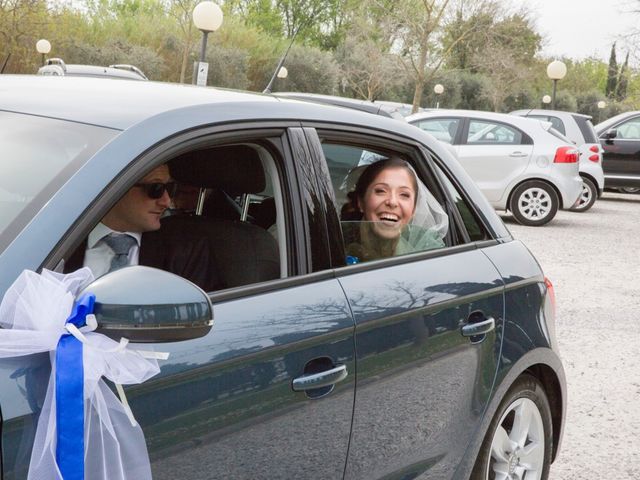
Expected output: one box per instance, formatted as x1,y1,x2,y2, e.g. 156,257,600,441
63,230,216,292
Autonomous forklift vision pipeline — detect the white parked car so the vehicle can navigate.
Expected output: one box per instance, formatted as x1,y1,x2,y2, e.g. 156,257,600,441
511,109,604,212
406,109,583,226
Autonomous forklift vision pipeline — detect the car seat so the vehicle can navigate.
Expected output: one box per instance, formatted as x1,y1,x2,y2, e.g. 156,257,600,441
145,145,280,292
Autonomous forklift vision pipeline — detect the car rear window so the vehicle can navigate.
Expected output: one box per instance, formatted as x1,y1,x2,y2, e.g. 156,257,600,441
528,114,566,135
572,115,598,143
0,112,116,251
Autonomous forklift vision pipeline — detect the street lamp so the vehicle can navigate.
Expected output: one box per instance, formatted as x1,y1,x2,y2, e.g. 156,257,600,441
542,95,551,108
546,60,567,110
597,100,606,123
36,39,51,67
192,1,223,86
434,83,444,109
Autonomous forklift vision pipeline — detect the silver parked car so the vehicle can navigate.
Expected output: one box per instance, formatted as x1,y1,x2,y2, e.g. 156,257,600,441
511,109,604,212
406,109,583,226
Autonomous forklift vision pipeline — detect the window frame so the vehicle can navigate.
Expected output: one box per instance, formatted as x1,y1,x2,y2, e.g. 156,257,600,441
305,125,495,271
43,123,330,303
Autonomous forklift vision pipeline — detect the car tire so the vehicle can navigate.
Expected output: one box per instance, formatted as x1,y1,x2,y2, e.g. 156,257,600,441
471,374,553,480
618,187,640,194
509,181,559,226
570,177,597,212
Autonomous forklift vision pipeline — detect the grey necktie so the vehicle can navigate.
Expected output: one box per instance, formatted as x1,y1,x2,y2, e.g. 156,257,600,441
102,234,137,273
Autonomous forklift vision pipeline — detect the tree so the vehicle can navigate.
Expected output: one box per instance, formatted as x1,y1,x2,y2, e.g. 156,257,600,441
616,52,629,101
605,42,618,98
385,0,499,113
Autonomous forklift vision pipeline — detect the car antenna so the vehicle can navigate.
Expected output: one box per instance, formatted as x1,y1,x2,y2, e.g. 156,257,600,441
263,13,318,95
0,53,11,74
263,27,300,94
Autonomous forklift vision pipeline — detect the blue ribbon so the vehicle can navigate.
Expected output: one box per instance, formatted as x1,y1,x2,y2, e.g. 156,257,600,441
55,293,95,480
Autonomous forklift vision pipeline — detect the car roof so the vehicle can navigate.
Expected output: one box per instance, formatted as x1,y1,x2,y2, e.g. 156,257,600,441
595,110,640,133
274,92,402,119
0,75,422,133
406,109,551,132
510,109,592,120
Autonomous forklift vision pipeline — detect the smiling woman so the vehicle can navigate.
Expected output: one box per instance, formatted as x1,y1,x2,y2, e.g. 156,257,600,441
337,155,449,263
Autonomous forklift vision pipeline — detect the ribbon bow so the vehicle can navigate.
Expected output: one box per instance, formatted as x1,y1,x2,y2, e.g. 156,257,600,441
0,268,167,480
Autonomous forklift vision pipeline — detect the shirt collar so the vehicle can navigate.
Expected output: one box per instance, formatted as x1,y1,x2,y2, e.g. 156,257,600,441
87,222,142,249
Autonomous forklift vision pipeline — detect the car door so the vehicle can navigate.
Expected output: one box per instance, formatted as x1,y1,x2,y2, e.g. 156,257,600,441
600,114,640,183
304,127,505,479
457,118,534,203
0,127,356,480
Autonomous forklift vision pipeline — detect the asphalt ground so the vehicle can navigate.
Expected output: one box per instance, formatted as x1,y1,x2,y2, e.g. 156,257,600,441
501,191,640,479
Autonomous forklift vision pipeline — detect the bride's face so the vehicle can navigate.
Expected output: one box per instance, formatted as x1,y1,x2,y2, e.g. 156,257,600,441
359,167,416,240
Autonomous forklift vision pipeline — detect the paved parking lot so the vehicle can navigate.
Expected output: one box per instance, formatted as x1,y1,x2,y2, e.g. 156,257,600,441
502,191,640,479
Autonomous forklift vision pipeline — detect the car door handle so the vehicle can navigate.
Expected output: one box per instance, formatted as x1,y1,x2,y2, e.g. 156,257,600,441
509,151,528,157
461,317,495,337
292,365,348,392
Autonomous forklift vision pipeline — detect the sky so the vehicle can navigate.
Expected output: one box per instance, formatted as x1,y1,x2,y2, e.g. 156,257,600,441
525,0,638,63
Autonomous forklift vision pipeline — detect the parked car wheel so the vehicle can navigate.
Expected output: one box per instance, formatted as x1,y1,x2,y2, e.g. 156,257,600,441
471,375,553,480
509,181,559,226
570,177,597,212
618,187,640,194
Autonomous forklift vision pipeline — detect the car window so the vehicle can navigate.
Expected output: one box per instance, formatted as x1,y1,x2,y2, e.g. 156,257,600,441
0,112,117,252
319,141,454,266
572,115,597,143
466,120,524,145
615,117,640,139
528,115,566,135
412,118,460,143
64,142,287,293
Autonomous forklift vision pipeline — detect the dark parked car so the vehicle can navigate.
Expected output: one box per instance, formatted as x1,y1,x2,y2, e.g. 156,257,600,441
0,75,565,480
595,111,640,192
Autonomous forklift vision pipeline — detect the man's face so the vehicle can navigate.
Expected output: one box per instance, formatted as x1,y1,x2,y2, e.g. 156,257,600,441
102,164,172,233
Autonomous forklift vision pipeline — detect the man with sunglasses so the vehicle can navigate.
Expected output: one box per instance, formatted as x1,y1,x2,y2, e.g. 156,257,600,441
65,164,178,277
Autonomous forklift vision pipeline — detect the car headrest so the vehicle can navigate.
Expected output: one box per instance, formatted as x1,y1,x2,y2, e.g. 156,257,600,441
170,145,265,195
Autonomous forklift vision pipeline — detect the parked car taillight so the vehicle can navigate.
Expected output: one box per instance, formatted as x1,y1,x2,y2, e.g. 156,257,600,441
554,146,579,163
588,145,601,162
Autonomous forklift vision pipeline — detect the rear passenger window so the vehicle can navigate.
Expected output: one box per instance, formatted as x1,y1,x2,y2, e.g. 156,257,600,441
529,115,566,135
320,141,450,265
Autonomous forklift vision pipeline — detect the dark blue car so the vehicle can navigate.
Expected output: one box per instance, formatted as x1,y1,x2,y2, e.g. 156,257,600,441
0,76,565,480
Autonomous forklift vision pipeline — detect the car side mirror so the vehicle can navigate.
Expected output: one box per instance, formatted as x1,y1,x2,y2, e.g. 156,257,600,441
78,266,213,343
603,129,617,140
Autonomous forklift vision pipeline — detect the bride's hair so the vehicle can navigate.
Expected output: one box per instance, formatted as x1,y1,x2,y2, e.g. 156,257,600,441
340,157,417,221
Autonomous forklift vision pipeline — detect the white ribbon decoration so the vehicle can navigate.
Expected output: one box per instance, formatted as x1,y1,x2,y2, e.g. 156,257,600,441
0,267,168,480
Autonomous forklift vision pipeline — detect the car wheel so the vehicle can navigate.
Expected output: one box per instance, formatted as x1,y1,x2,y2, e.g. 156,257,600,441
471,375,553,480
570,177,597,212
509,181,559,226
618,187,640,194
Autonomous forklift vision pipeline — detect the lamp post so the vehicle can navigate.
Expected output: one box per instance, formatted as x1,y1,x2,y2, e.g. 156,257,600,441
36,39,51,67
542,95,551,108
192,1,223,86
546,60,567,110
597,100,606,123
434,84,444,109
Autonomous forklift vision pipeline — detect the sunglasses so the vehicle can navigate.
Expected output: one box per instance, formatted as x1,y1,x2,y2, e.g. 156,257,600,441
134,182,179,199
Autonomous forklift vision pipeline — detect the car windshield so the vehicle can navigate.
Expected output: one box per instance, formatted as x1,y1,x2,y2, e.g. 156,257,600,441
0,112,117,249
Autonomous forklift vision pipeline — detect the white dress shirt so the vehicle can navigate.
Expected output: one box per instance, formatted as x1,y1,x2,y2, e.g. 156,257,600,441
83,223,142,278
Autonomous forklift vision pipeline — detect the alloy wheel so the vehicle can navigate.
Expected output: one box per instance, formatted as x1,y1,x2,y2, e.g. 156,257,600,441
517,188,553,222
487,398,545,480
